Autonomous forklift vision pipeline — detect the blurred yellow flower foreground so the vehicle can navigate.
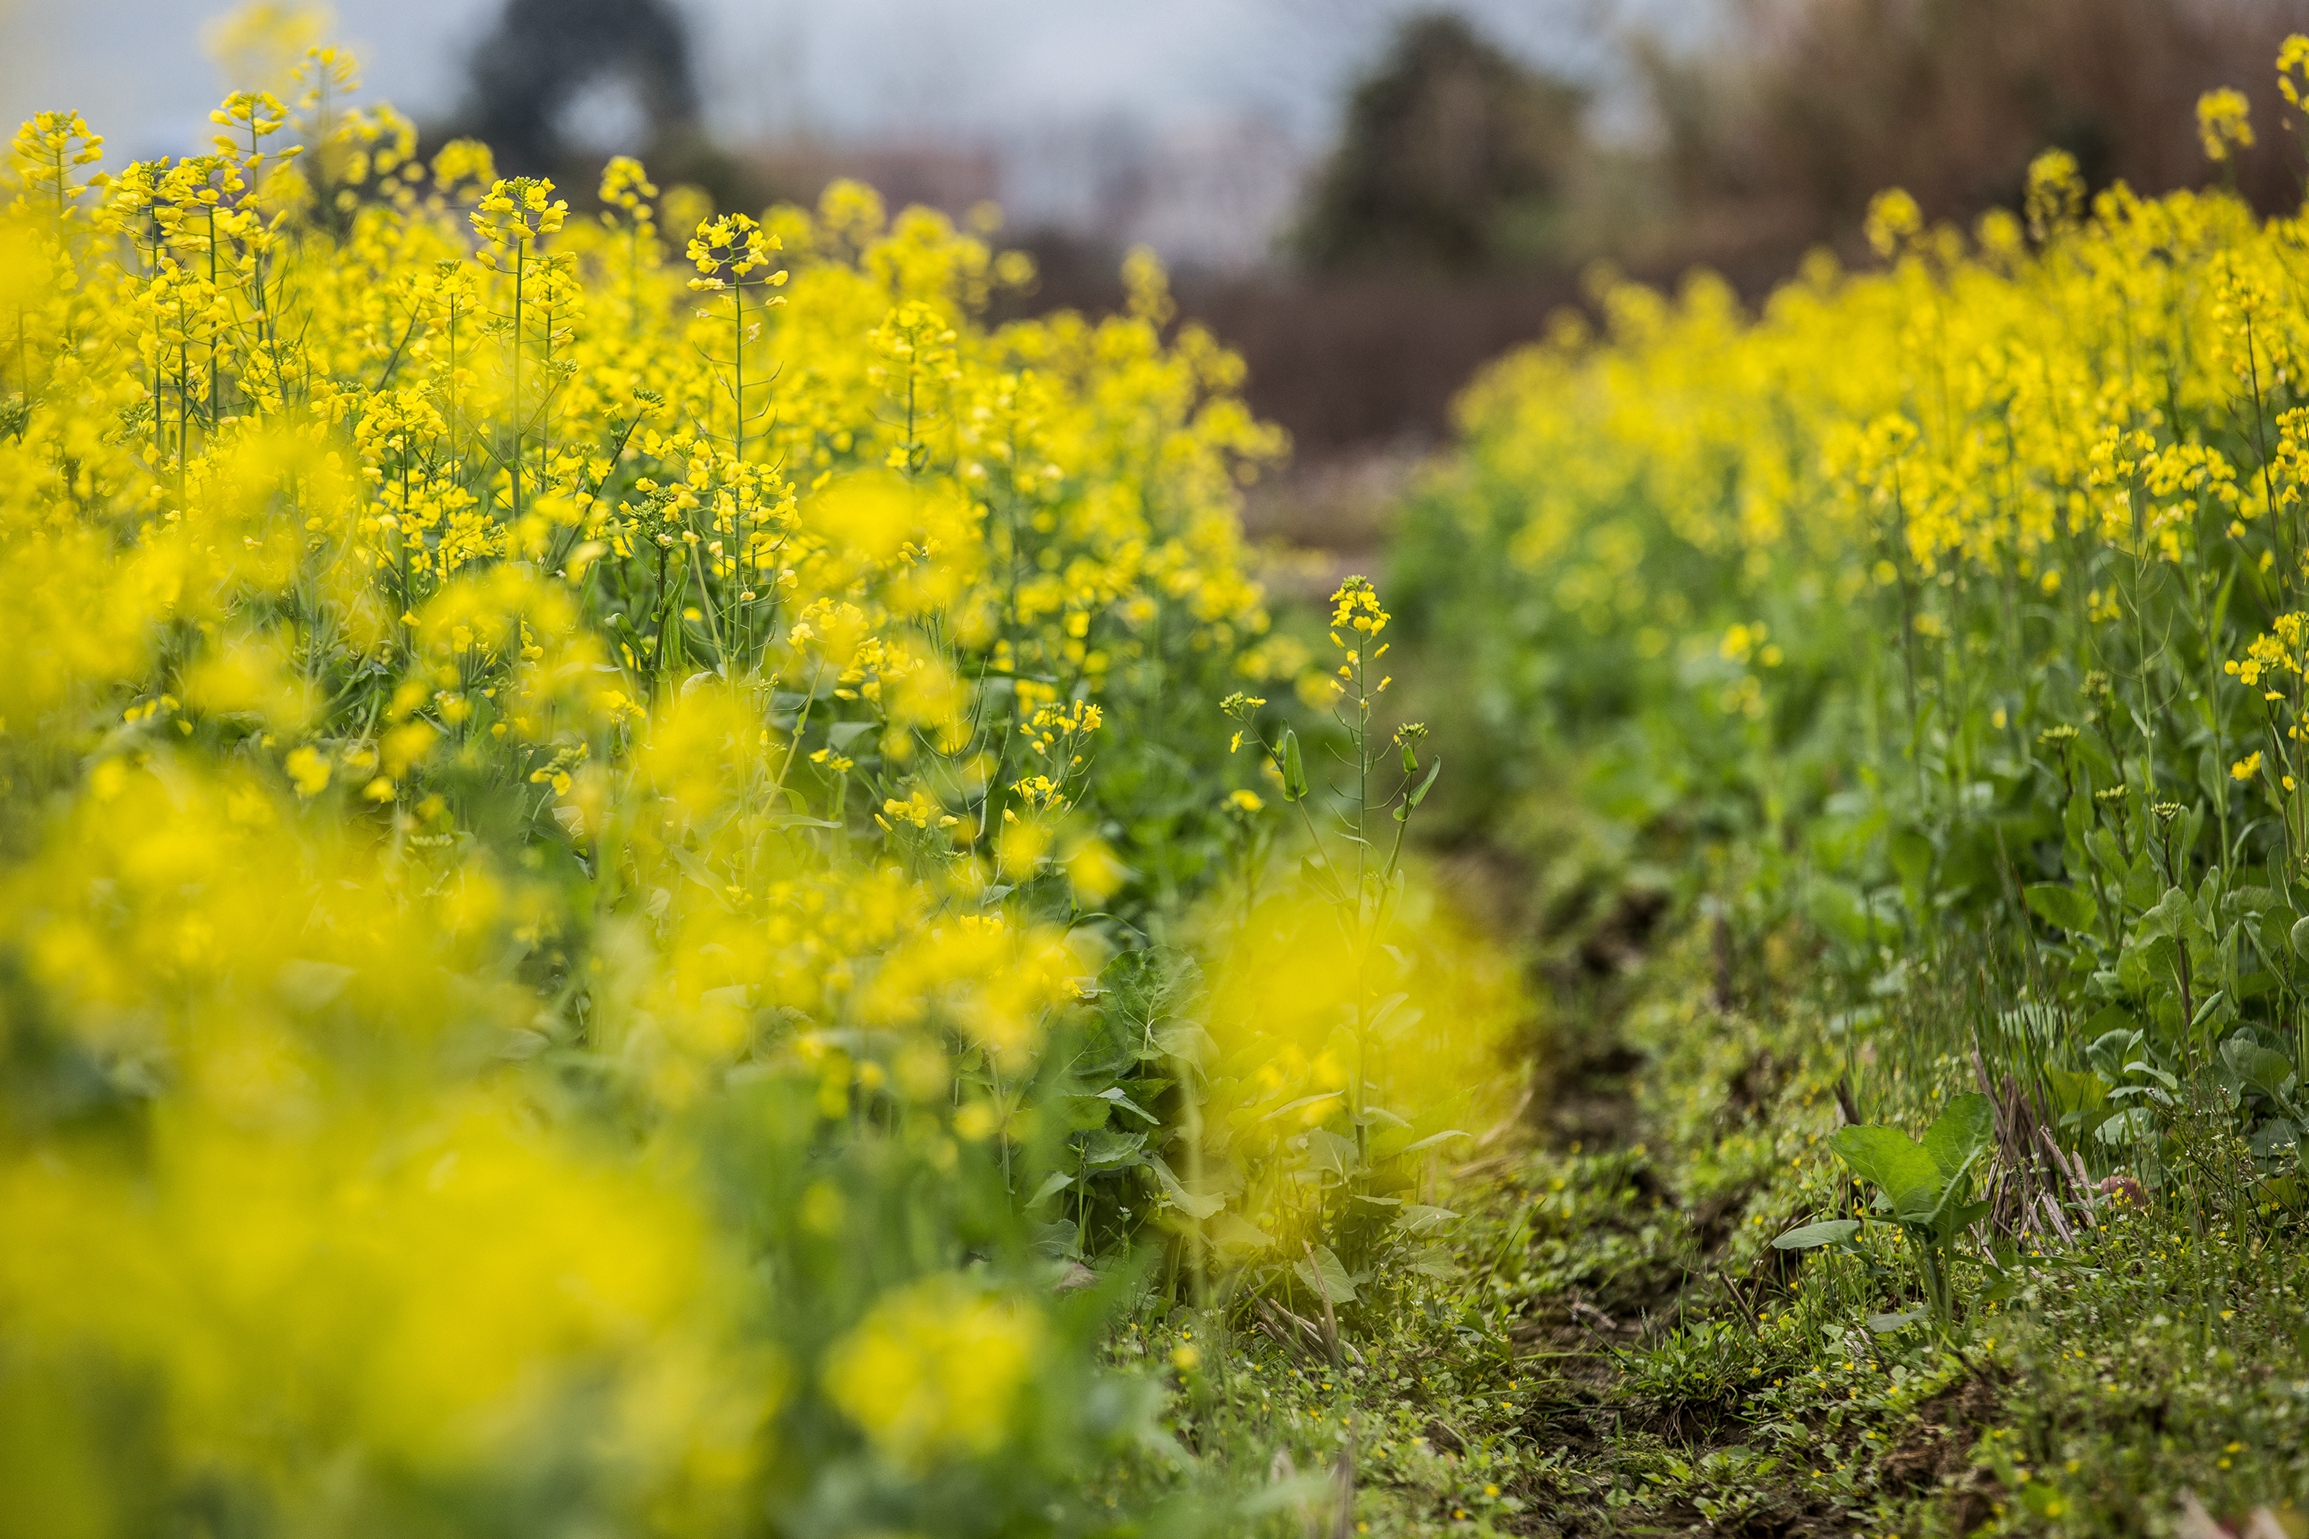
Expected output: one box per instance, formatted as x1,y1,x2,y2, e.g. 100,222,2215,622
0,28,1533,1538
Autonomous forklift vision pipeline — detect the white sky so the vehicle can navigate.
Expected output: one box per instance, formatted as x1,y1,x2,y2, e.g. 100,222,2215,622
0,0,1704,162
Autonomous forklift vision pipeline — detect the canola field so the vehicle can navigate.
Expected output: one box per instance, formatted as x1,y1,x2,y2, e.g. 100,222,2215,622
14,16,2309,1539
0,33,1521,1537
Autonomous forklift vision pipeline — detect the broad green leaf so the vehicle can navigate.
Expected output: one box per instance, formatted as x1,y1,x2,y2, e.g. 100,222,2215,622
2221,1035,2299,1104
667,844,719,892
2228,885,2281,916
1865,1308,1929,1333
1410,1251,1458,1280
1152,1021,1217,1068
1921,1091,1994,1181
1293,1243,1358,1303
1057,1095,1114,1132
1027,1171,1072,1206
1080,1128,1147,1169
1397,1203,1461,1235
1206,1214,1275,1251
1304,1128,1360,1180
1146,1154,1224,1219
2043,1067,2108,1119
2122,1060,2178,1091
2118,933,2183,1000
2249,1119,2300,1160
1772,1219,1861,1250
1827,1124,1945,1218
1097,1085,1160,1123
1110,947,1205,1022
2291,913,2309,962
1400,1128,1473,1155
2023,882,2095,933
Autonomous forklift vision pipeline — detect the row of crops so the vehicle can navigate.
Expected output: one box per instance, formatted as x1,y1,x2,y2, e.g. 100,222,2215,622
1354,49,2309,1524
1404,104,2309,1197
0,49,1518,1536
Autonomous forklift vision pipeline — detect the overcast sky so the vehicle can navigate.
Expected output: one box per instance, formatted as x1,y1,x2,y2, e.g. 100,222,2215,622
0,0,1704,162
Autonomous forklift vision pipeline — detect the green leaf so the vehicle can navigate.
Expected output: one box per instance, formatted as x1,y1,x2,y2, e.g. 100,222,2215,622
1399,1128,1473,1156
2221,1035,2299,1105
1152,1020,1217,1068
1094,948,1202,1073
1410,1251,1458,1280
667,844,720,892
1293,1243,1358,1303
1398,1203,1461,1235
1300,853,1345,905
1408,756,1443,810
2250,1119,2300,1160
1057,1095,1114,1132
1027,1171,1072,1206
2229,886,2281,916
1206,1214,1275,1251
2044,1066,2109,1118
2024,882,2096,933
1304,1128,1361,1180
1146,1154,1224,1219
1865,1308,1930,1334
1827,1124,1945,1219
1890,827,1935,892
1921,1091,1994,1181
1080,1128,1147,1169
1772,1219,1861,1250
2291,913,2309,963
1097,1085,1160,1123
2118,932,2183,999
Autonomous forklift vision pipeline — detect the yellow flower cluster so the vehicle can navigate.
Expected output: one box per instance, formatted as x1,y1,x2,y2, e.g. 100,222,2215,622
1409,36,2309,1098
0,20,1291,1530
822,1275,1043,1468
1445,73,2308,700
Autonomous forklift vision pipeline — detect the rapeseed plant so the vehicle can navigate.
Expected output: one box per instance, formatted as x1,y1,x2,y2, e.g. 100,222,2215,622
1397,36,2309,1264
0,10,1530,1533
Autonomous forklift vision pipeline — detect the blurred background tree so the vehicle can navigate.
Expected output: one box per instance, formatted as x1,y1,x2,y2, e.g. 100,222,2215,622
1293,12,1589,272
1632,0,2309,287
441,0,751,205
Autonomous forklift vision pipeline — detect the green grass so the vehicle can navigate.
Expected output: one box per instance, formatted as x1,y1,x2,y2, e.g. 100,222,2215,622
1116,904,2309,1535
